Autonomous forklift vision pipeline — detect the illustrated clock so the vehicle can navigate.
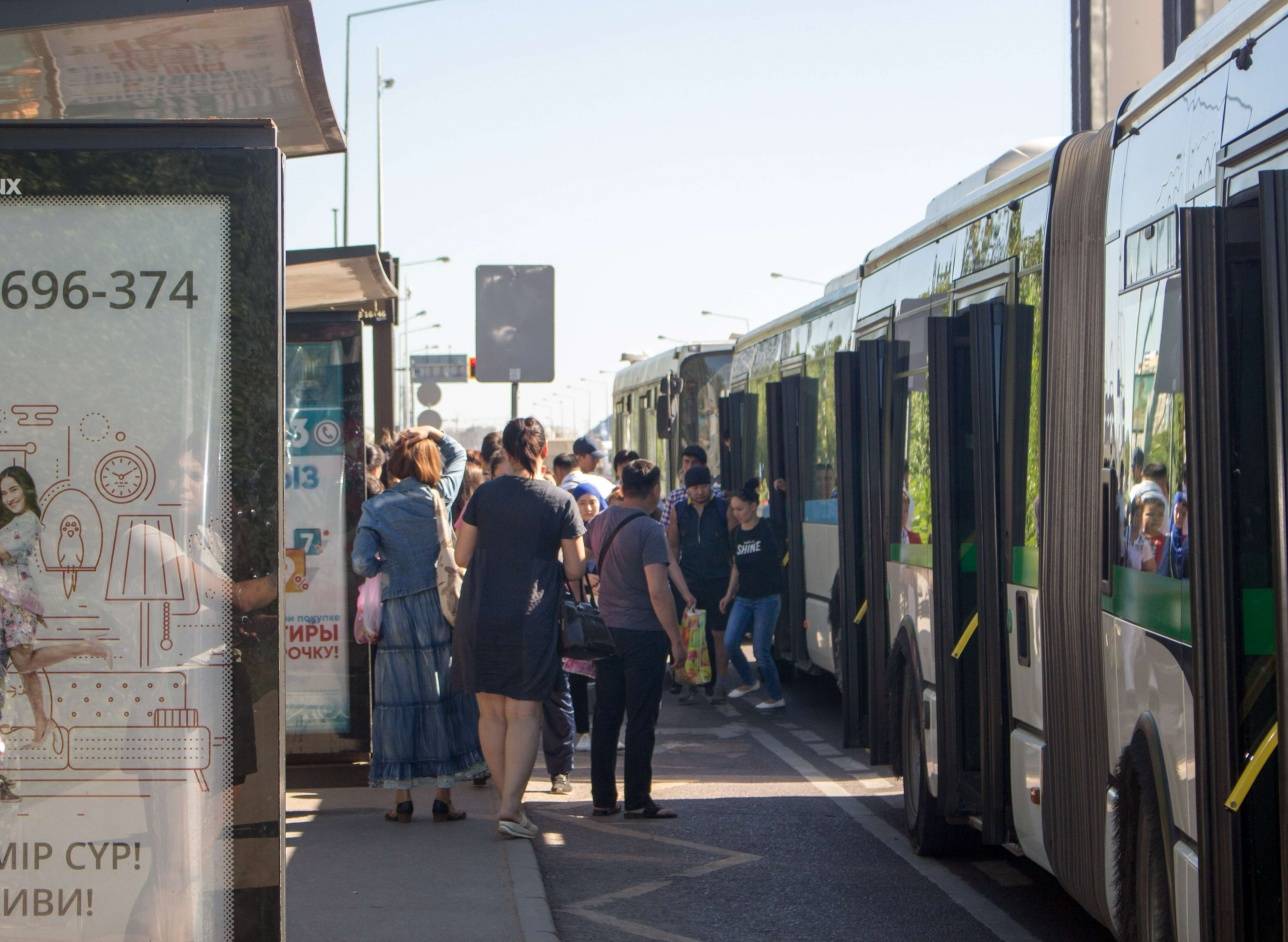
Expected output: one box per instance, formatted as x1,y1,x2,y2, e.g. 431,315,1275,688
95,450,148,503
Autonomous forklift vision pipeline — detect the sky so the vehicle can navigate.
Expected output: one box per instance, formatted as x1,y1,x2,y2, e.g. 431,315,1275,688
286,0,1070,432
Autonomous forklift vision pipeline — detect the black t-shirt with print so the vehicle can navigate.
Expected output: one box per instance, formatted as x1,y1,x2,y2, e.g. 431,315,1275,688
732,519,782,599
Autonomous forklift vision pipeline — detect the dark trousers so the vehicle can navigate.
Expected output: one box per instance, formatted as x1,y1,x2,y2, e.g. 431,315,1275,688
591,628,669,810
541,669,575,778
569,672,590,734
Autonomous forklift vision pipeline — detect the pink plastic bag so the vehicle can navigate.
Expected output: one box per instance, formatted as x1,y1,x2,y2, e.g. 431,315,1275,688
354,577,382,644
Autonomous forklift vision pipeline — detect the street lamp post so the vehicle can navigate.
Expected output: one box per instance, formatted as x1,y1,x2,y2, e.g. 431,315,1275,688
700,310,751,332
343,0,450,246
657,334,687,345
770,272,826,287
375,48,395,250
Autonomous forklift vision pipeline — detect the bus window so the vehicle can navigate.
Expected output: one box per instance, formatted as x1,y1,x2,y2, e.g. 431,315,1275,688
1115,277,1186,580
888,312,932,556
803,308,846,520
679,352,731,484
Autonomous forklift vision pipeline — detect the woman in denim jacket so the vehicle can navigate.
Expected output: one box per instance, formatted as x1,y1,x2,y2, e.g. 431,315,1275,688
353,427,487,823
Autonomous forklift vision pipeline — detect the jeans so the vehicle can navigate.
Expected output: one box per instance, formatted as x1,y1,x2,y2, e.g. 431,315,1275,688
724,594,783,701
591,628,669,810
541,669,576,778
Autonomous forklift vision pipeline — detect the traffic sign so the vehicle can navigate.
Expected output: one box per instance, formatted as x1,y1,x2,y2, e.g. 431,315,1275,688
475,264,554,383
410,353,468,383
417,409,443,428
417,382,442,406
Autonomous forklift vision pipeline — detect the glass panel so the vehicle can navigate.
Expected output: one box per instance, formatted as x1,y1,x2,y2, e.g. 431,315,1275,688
888,312,932,556
1104,276,1189,635
678,352,730,484
802,309,845,509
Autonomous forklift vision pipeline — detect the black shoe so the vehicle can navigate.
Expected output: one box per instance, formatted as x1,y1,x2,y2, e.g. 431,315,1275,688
384,800,413,823
432,799,466,822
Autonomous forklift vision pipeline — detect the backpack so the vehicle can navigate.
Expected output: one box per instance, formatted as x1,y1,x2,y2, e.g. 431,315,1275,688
431,488,465,626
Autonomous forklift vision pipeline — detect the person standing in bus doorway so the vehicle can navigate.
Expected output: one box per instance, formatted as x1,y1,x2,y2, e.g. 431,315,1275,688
587,460,686,819
563,436,615,502
659,445,723,528
721,478,787,711
667,465,732,703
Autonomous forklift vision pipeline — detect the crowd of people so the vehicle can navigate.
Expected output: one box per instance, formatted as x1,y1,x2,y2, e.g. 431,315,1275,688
353,420,785,839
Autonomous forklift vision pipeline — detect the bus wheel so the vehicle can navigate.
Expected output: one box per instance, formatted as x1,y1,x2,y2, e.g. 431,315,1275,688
1132,787,1174,941
901,662,949,856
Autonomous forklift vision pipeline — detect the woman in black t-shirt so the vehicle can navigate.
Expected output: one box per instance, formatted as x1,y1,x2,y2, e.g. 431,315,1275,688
455,417,587,840
718,479,786,711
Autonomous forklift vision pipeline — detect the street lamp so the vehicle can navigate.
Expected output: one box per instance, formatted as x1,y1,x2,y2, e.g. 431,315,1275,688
402,255,452,267
770,272,825,287
375,49,395,249
657,334,687,345
700,309,750,332
342,0,451,245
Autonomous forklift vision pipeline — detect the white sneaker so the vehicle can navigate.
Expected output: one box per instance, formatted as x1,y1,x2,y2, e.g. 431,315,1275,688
728,681,760,700
755,698,786,711
574,733,591,753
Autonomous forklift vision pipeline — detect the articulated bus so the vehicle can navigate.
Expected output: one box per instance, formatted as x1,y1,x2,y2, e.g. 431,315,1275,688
715,1,1288,936
612,343,732,493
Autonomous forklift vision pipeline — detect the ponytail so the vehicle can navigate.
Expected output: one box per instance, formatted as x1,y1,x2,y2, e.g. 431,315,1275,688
502,416,546,475
736,477,760,504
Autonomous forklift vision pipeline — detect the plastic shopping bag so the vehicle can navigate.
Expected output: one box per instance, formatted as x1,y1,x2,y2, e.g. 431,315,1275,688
354,577,382,644
679,608,711,686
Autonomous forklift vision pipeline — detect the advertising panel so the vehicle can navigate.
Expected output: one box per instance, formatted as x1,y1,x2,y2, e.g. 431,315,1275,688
283,343,350,735
0,128,283,942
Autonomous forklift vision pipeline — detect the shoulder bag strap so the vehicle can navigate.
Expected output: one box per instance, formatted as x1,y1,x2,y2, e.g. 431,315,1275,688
595,510,647,574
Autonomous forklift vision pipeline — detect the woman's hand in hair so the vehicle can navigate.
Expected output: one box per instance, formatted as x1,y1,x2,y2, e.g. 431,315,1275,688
399,425,443,444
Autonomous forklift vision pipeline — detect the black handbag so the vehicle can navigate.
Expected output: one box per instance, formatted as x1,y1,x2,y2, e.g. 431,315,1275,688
560,510,645,660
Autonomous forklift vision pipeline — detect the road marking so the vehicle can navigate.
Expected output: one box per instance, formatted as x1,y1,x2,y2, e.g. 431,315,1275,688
534,807,761,942
788,729,824,743
829,756,866,772
715,703,738,719
776,721,801,729
745,727,1041,942
807,741,843,757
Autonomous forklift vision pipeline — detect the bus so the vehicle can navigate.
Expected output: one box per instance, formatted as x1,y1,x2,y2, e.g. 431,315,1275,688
612,343,732,493
721,1,1288,936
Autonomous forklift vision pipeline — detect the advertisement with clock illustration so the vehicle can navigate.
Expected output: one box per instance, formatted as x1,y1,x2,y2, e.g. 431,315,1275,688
94,449,152,504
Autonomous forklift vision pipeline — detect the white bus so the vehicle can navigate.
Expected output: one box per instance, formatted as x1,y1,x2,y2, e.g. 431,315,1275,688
715,1,1288,935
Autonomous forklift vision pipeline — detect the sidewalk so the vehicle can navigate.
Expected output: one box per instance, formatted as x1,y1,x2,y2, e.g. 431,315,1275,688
285,780,558,942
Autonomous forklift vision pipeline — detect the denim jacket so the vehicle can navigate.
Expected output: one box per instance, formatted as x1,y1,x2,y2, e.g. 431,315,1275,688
351,433,465,600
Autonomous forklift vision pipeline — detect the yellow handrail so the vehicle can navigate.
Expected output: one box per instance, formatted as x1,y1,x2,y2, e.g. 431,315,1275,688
853,599,869,625
950,613,980,660
1225,722,1279,812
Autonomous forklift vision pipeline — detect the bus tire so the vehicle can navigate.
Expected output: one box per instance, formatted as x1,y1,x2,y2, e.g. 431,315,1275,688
1115,747,1175,942
900,661,950,856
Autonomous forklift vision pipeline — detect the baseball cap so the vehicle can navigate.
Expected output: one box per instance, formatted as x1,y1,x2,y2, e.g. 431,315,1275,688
573,436,606,460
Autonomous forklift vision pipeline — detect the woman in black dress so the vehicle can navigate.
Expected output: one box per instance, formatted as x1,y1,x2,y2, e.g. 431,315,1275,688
454,417,586,839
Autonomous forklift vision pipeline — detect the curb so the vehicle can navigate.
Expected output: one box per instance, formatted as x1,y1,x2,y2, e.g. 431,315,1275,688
503,836,560,942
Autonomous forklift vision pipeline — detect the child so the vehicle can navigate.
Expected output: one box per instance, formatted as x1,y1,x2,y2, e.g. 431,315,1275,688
0,466,110,744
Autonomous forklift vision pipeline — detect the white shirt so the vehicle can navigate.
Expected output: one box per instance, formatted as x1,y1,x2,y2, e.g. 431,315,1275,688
562,471,615,501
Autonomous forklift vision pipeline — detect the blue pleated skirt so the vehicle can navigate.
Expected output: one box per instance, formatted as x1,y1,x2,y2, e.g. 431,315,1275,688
370,586,487,789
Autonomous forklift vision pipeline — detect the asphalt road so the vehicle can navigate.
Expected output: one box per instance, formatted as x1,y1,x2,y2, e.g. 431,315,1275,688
528,668,1114,942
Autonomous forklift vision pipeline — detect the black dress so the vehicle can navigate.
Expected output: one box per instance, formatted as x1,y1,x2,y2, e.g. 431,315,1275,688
456,476,584,701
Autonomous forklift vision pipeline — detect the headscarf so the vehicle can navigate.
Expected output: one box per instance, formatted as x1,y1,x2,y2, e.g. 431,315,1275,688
571,482,606,512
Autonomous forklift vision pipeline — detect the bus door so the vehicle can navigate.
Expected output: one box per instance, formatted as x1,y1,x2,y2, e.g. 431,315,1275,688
1183,171,1286,940
718,393,735,489
926,298,1009,843
767,377,810,670
834,339,891,753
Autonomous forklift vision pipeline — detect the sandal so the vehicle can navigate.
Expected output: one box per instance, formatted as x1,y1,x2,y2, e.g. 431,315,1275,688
384,800,413,823
624,800,677,820
497,812,538,840
432,799,466,822
591,804,621,817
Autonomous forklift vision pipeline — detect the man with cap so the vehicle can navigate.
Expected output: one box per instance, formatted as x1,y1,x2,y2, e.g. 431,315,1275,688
659,444,723,528
562,435,615,501
667,463,732,702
